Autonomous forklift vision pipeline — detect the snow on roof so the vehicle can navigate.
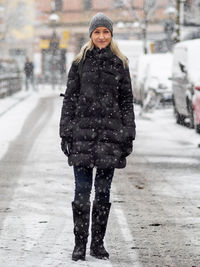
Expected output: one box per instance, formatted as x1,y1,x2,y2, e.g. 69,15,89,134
175,38,200,49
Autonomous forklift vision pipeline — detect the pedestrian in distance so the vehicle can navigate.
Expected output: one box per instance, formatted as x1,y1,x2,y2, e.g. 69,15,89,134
59,12,136,261
24,57,34,90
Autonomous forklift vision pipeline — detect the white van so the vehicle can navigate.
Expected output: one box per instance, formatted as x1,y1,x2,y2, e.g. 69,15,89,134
116,40,153,96
117,40,144,80
172,39,200,127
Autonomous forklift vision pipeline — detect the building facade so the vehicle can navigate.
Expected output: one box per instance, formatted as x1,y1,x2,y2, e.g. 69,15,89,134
1,0,175,81
35,0,170,53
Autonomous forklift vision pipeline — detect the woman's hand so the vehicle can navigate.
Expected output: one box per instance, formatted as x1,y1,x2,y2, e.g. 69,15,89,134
61,138,72,156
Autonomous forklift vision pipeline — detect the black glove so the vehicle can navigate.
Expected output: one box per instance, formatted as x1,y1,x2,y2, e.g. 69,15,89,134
61,138,72,156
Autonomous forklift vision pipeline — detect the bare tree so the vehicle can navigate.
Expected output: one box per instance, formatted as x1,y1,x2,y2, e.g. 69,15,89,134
184,0,200,25
0,0,35,42
116,0,159,53
172,0,200,42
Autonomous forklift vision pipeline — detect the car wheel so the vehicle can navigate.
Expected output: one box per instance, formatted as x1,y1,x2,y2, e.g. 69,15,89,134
187,100,194,128
173,102,184,125
195,124,200,134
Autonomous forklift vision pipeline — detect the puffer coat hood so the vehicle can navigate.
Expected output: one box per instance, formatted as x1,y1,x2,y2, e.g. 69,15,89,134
60,45,136,168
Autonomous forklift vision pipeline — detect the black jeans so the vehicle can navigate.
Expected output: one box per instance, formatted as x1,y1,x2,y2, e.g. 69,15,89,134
73,167,114,203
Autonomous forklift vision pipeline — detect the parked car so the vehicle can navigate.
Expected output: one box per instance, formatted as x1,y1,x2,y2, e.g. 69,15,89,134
172,39,200,128
143,53,173,104
192,84,200,133
0,59,22,98
133,53,173,106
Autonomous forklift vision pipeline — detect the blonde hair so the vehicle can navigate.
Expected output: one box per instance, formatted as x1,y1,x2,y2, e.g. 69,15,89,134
73,39,128,68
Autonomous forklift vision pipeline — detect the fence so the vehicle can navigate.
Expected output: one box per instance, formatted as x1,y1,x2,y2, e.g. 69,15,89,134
0,59,22,98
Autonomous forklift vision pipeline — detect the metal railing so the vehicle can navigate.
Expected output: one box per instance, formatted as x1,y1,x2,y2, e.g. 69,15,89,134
0,60,22,98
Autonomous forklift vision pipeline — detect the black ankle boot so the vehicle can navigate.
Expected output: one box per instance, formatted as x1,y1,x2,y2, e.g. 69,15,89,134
71,201,90,261
72,238,87,261
90,201,111,259
90,241,109,259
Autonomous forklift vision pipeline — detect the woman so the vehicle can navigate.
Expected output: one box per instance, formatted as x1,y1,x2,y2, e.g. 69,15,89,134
60,12,136,261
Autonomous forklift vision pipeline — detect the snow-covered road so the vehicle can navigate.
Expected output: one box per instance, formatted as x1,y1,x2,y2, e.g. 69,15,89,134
0,90,200,266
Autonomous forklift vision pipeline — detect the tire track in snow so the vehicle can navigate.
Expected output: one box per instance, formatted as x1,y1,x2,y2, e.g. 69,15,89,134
112,185,143,267
0,94,30,117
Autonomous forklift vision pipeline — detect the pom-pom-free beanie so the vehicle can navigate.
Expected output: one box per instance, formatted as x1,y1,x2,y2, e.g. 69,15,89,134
89,12,113,37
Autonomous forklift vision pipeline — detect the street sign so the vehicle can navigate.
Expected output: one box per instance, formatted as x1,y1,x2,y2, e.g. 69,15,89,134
40,39,50,49
62,30,70,40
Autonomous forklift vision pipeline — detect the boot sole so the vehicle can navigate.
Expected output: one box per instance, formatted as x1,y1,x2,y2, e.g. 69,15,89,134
90,251,109,260
72,256,86,261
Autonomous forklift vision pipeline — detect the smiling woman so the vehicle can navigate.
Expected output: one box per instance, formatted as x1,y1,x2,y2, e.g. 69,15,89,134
59,12,136,262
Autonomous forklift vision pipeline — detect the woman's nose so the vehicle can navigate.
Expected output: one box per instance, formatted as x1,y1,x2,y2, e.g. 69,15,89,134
99,33,105,39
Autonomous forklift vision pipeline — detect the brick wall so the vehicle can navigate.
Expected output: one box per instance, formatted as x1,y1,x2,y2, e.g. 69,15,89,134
35,0,169,24
63,0,82,11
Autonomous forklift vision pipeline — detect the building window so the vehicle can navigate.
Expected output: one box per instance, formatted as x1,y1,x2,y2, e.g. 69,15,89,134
55,0,63,11
114,0,124,8
84,0,92,10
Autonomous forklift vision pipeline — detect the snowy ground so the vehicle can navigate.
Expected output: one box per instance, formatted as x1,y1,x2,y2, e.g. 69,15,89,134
0,88,200,266
0,88,129,267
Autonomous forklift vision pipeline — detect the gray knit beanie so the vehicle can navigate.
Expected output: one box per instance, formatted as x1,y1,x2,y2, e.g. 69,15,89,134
89,12,113,37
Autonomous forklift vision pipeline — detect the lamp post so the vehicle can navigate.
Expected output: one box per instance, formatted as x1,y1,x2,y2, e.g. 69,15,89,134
164,6,176,51
117,20,148,54
49,13,60,90
132,20,148,54
175,0,186,42
141,19,148,54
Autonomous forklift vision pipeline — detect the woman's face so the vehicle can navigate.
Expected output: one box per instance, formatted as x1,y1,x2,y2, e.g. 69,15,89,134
91,27,112,49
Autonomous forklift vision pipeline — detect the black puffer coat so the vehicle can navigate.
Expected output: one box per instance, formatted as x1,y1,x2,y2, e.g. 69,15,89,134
60,46,136,168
